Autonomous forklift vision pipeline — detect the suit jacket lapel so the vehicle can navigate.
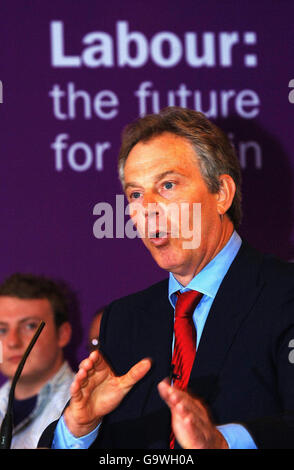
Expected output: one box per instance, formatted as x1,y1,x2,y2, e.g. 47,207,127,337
133,280,173,440
134,279,174,381
189,241,266,402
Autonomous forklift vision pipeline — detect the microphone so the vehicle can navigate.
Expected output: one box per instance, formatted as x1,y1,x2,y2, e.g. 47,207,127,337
0,320,45,449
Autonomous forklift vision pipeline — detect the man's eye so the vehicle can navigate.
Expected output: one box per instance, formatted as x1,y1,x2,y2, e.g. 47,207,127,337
24,322,38,331
130,192,142,199
163,182,175,190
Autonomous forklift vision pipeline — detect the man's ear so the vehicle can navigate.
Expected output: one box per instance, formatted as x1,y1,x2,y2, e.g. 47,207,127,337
57,321,72,348
215,174,236,216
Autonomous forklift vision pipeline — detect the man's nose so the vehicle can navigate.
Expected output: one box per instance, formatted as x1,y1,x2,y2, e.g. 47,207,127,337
6,328,22,348
142,192,162,217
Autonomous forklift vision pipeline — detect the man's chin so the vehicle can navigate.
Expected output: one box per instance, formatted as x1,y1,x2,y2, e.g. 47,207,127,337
0,368,17,380
148,247,186,273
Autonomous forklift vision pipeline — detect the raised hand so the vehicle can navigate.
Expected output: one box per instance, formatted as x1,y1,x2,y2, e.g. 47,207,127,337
157,379,228,449
64,350,152,437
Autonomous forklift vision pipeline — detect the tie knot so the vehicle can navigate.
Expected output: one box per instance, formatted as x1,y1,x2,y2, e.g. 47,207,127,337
175,290,203,319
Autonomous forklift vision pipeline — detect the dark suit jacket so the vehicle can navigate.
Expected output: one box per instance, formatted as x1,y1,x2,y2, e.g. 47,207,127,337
39,241,294,449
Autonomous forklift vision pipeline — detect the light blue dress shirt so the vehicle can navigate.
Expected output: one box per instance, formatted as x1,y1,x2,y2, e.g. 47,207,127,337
53,231,257,449
168,230,257,449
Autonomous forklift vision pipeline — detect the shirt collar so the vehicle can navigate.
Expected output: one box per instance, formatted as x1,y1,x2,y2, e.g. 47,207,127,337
168,230,242,307
37,361,73,399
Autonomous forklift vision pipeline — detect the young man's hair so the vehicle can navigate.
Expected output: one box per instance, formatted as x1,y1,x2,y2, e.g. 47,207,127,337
0,273,70,328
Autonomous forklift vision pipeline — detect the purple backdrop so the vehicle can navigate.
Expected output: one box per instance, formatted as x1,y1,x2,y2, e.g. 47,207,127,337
0,0,294,381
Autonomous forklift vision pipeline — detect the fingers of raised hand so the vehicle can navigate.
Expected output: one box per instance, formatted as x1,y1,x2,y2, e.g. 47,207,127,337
158,380,205,417
70,351,105,399
70,367,89,400
157,379,182,408
78,350,103,371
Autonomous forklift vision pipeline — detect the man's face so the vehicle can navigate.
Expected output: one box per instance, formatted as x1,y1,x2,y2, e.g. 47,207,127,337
0,296,66,382
124,132,224,282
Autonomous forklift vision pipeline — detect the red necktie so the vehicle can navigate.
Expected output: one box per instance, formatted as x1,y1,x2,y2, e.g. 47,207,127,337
169,289,203,449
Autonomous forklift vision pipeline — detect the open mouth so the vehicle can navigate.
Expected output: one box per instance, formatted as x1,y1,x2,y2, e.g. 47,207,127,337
150,231,168,238
148,230,169,246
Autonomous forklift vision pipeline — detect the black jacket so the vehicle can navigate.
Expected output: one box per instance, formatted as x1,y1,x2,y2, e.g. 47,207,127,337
39,241,294,449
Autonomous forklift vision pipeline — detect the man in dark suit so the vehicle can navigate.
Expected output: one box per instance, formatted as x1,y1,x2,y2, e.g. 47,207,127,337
40,107,294,449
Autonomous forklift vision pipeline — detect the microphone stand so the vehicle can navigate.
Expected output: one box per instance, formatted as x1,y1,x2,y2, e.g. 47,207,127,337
0,321,45,449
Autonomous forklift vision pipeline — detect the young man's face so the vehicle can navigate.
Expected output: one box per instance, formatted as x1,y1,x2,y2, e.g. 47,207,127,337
0,296,69,383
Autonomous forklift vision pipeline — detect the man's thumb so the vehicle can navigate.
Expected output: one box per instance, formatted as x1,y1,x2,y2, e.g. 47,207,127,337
121,358,152,389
